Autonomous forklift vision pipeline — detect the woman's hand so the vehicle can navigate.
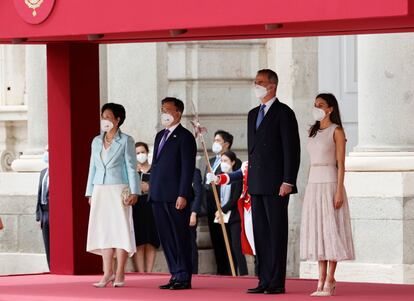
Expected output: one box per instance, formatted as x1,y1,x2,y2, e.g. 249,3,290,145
125,194,138,206
215,210,221,219
189,212,197,226
140,182,149,194
334,191,344,209
206,173,219,185
88,197,92,206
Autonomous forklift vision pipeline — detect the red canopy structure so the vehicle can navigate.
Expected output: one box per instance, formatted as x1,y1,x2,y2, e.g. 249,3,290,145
2,0,414,43
1,0,414,275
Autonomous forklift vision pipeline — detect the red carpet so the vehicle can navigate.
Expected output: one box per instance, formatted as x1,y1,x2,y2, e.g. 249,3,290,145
1,273,413,301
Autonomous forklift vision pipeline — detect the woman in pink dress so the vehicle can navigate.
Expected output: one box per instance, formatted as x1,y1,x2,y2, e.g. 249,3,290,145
300,93,355,297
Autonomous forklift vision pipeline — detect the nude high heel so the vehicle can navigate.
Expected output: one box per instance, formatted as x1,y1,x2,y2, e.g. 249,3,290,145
318,280,336,296
113,275,125,287
310,279,325,297
113,281,125,287
92,274,115,288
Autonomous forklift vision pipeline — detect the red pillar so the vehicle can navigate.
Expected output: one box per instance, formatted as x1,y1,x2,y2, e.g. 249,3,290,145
47,43,101,274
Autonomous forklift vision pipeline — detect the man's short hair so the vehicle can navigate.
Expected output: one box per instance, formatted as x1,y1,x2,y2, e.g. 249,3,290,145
161,97,184,113
214,130,234,149
257,69,279,85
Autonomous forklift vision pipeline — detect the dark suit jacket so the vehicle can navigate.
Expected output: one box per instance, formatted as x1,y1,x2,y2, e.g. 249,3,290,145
221,179,243,224
204,156,242,215
191,168,203,214
149,124,197,203
36,168,49,222
247,99,301,195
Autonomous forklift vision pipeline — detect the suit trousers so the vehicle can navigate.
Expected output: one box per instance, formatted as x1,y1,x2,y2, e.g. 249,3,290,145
152,202,192,282
41,210,50,269
228,221,248,276
207,212,231,275
190,225,198,274
251,194,289,289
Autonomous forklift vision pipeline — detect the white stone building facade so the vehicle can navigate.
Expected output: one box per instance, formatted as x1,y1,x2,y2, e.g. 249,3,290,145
0,33,413,283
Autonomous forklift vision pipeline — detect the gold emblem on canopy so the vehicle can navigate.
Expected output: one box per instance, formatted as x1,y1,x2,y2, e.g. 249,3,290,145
25,0,44,17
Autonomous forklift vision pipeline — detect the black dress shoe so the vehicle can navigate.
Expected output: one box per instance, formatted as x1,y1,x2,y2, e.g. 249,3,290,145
159,278,176,289
264,287,286,294
170,281,192,290
246,286,266,294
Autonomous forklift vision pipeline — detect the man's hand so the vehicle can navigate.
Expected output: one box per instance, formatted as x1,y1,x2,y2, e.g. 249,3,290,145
206,173,218,185
279,183,292,197
176,196,187,210
189,212,197,226
124,194,138,206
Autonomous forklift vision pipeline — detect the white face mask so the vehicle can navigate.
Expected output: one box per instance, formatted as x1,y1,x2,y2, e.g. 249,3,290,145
312,107,326,122
254,84,268,100
161,113,174,127
100,119,114,132
136,153,148,164
212,142,223,154
220,162,232,173
43,151,49,164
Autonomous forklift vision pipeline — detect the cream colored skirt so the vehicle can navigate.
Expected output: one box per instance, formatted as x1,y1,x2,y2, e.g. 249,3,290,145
86,184,136,257
300,182,355,262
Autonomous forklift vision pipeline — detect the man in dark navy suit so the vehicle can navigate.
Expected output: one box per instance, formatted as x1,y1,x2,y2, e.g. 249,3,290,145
36,145,51,269
149,97,197,290
246,69,300,294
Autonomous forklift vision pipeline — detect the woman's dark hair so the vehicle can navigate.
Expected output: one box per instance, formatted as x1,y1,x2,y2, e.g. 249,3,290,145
309,93,343,138
221,150,237,164
101,103,126,127
135,141,149,153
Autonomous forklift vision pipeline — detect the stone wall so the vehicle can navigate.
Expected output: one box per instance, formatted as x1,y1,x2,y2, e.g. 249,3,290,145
0,172,49,274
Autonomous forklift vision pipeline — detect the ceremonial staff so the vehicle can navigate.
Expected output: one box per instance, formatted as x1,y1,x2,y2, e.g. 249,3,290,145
189,102,236,277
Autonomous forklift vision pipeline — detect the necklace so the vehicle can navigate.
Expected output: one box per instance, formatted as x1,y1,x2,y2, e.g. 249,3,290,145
104,133,114,145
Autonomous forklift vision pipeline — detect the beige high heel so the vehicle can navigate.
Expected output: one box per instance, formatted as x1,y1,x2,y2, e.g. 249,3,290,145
318,280,336,296
310,279,325,297
113,275,125,287
92,274,115,288
113,281,125,287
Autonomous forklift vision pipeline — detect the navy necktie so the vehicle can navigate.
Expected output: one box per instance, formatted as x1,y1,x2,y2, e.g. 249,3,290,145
255,104,266,129
212,156,221,172
156,129,170,157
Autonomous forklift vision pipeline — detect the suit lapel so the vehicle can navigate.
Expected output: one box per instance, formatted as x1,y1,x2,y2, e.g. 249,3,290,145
249,99,280,152
153,130,164,162
95,135,106,168
155,125,181,160
255,99,279,133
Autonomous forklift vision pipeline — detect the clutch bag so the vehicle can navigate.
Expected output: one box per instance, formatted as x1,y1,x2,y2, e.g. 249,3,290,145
121,186,131,206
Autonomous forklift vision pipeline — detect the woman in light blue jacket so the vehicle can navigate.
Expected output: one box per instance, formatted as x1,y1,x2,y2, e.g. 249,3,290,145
85,103,140,288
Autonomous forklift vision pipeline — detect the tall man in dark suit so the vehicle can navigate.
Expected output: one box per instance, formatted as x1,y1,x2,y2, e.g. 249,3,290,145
247,69,300,294
36,145,51,269
149,97,197,290
203,130,241,275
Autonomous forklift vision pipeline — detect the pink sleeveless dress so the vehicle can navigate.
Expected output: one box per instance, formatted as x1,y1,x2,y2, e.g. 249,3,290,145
300,124,355,261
